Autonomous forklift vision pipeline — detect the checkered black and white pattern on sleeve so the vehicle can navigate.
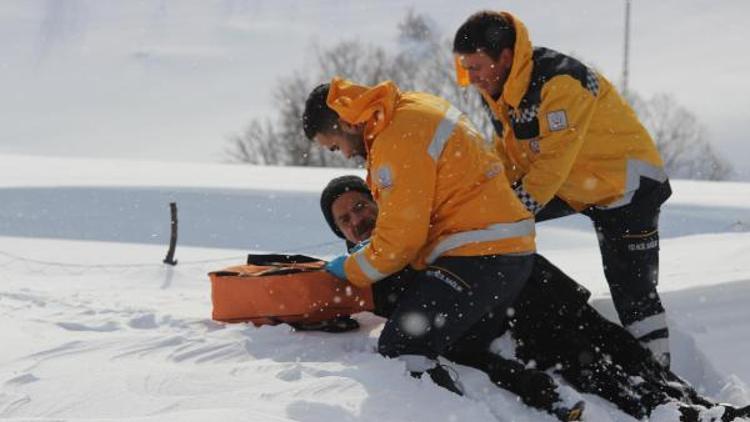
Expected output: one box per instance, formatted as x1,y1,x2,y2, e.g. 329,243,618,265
585,68,600,97
508,104,540,125
513,183,543,215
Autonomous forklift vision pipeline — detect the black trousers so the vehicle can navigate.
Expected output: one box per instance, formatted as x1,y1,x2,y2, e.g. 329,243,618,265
372,255,569,412
535,178,671,337
372,254,719,418
376,254,532,363
512,255,717,420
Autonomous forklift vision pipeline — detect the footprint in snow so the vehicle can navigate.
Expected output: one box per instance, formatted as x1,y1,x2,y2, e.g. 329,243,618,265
276,364,303,381
56,321,120,332
5,373,39,386
128,313,158,329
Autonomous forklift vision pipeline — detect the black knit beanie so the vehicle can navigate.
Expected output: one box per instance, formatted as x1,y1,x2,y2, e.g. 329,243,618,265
320,175,372,240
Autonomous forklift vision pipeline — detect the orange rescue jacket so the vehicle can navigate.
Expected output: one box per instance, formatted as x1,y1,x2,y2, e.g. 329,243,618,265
327,78,536,288
455,12,667,212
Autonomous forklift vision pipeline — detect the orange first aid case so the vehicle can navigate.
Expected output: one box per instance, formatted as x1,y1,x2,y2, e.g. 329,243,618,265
209,254,374,325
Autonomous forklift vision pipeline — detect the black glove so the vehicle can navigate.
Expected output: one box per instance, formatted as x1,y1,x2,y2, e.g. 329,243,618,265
516,368,561,411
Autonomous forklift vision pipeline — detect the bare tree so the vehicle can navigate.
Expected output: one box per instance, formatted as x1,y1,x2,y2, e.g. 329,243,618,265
316,41,393,87
389,10,491,138
412,39,493,142
227,10,730,180
397,8,434,44
225,120,279,165
630,93,732,180
226,40,394,167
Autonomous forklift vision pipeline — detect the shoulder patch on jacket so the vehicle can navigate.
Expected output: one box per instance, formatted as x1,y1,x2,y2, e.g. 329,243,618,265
546,110,568,132
505,47,598,141
376,165,394,190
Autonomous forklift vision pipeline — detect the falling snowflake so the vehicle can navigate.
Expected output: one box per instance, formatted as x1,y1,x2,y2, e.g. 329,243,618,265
400,311,430,337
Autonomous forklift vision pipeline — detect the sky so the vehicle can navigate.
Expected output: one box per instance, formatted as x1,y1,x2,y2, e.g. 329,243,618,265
1,0,748,179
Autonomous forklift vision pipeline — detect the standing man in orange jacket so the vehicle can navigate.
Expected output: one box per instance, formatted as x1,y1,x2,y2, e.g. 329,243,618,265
453,11,673,367
303,77,536,395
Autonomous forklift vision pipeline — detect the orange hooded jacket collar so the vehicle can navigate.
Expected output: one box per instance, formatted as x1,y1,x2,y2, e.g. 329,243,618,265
326,77,400,142
454,11,534,109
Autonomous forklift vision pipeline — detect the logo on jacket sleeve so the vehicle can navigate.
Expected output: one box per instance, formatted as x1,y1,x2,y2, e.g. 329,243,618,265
546,110,568,132
376,165,394,189
529,138,541,154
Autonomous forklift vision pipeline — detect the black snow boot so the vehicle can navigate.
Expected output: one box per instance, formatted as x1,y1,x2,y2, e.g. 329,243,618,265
717,403,750,421
515,368,562,411
411,365,464,396
678,403,750,422
483,355,561,410
678,404,702,422
481,354,579,420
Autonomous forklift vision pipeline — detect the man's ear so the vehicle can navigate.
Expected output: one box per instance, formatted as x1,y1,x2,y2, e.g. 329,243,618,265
339,120,362,135
499,48,514,69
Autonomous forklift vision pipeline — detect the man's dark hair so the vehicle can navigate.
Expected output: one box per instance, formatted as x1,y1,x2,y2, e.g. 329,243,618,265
303,83,340,140
453,11,516,60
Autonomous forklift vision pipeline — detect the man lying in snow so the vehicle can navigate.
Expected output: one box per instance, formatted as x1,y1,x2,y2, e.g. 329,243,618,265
316,175,581,421
316,174,750,422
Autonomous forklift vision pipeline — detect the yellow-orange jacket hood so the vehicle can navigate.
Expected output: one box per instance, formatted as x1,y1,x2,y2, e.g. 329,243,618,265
327,77,399,140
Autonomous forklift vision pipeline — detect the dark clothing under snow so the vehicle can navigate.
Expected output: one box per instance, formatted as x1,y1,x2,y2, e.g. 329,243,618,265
534,177,673,367
370,253,749,421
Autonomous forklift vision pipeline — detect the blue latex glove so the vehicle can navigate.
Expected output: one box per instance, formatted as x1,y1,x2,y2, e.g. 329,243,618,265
325,255,348,280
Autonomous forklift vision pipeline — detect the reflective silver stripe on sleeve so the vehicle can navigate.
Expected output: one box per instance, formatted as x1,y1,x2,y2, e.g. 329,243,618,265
426,219,536,264
353,249,388,283
599,159,668,209
626,312,668,339
427,106,463,162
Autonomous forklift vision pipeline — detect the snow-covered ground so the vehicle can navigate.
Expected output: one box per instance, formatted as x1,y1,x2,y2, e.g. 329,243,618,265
1,154,749,421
